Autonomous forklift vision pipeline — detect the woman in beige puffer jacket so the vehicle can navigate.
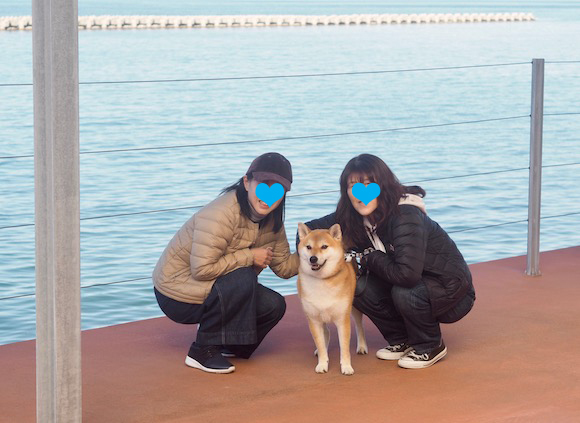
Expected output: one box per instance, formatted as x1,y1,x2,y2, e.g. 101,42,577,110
153,152,299,374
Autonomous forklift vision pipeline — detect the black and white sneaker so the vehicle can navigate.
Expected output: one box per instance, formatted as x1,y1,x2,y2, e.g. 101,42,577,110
398,341,447,369
185,344,235,374
376,342,413,360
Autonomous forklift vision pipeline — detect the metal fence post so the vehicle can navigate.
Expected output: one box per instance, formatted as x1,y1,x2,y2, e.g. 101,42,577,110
33,0,81,421
526,58,544,276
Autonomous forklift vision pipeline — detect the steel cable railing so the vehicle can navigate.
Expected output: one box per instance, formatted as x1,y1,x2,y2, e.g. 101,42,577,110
0,277,152,301
447,211,580,234
0,61,533,89
1,210,579,302
0,115,532,160
2,112,579,161
1,61,579,301
1,162,580,231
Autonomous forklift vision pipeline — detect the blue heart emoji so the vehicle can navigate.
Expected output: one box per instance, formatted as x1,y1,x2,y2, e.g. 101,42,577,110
352,183,380,206
255,183,285,207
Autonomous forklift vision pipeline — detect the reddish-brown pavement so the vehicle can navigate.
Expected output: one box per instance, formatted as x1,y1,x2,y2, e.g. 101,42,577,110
1,246,579,423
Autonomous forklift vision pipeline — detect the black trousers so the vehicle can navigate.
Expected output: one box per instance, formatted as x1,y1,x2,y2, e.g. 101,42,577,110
154,267,286,359
353,272,475,354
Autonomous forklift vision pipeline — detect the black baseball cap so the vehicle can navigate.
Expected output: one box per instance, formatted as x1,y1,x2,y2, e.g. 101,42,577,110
246,152,293,192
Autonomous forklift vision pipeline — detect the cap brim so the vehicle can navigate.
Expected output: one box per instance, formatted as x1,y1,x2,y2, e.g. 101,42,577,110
252,172,291,192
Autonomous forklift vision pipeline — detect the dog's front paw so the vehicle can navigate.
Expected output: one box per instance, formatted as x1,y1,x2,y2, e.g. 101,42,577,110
315,361,329,374
357,343,368,355
341,364,354,375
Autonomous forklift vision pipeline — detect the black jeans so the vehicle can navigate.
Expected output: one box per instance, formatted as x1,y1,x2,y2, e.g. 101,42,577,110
353,273,475,354
154,267,286,359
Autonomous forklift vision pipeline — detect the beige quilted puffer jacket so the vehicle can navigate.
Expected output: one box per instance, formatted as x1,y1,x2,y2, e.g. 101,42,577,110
153,190,299,304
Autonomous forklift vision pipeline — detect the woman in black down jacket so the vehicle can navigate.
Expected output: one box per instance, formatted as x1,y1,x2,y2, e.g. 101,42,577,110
301,154,476,369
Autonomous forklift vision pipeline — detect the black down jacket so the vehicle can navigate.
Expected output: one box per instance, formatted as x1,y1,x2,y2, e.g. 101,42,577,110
298,205,474,317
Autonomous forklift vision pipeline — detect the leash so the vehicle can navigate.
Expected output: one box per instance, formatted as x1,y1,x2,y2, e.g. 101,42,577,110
344,251,363,263
344,247,376,263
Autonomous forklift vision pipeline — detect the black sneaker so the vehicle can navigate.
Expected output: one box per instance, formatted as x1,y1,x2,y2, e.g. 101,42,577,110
376,342,413,360
398,341,447,369
185,344,235,374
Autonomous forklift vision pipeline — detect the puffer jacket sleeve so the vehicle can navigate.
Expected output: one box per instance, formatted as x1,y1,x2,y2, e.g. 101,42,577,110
269,225,300,279
364,205,427,288
190,205,254,281
295,212,337,249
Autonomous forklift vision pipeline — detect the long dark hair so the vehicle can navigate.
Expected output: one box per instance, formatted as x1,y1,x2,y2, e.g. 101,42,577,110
221,174,286,233
336,154,425,248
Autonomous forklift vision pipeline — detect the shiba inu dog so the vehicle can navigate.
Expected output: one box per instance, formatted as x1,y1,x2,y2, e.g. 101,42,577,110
297,223,368,375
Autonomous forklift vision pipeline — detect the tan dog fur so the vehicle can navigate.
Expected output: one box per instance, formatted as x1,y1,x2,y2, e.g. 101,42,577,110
297,223,368,375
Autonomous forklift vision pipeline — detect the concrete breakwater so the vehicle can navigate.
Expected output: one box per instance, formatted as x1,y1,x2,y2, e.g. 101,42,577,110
0,13,535,31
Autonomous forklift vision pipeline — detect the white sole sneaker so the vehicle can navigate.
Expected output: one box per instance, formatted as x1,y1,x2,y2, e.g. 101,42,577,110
185,356,235,374
397,346,447,369
376,346,413,360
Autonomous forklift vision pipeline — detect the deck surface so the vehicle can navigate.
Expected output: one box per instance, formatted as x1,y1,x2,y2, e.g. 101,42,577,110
1,246,579,423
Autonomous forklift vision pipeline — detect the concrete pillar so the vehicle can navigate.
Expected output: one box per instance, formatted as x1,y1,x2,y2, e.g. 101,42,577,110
33,0,81,421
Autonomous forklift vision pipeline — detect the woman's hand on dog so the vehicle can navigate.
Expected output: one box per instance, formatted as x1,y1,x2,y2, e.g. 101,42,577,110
251,247,273,269
357,247,377,275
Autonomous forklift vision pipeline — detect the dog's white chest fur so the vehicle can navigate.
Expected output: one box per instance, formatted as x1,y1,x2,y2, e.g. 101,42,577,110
299,273,351,323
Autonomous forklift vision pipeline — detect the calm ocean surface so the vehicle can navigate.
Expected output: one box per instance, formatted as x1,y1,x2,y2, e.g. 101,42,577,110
1,1,579,345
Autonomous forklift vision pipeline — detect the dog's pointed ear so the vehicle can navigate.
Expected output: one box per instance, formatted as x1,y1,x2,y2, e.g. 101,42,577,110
329,224,342,241
298,223,311,239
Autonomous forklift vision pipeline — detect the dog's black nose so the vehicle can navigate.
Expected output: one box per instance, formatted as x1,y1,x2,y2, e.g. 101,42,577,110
310,256,318,264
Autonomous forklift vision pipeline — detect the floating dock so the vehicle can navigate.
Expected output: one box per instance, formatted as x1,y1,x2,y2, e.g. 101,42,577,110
0,13,535,31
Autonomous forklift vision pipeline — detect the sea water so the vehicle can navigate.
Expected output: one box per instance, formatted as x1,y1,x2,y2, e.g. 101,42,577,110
0,1,579,345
